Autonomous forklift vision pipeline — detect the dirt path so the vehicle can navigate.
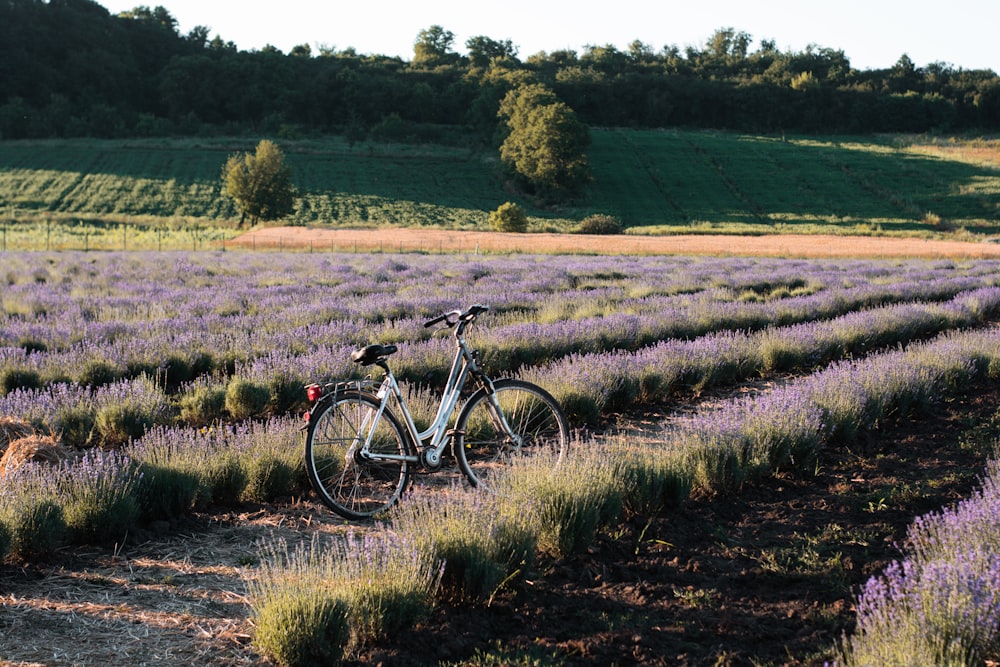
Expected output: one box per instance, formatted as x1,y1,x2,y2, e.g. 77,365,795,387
229,226,1000,259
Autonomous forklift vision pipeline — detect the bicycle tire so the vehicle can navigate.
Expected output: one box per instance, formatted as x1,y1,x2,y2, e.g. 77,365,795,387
453,378,570,488
304,390,414,519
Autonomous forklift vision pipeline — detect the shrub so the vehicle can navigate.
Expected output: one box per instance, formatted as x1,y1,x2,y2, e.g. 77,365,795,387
136,463,203,520
160,355,193,390
77,360,120,387
0,519,10,562
54,404,96,449
248,533,441,656
608,439,692,516
577,214,623,235
268,373,306,414
495,446,622,557
59,450,142,543
203,450,247,506
94,403,155,448
0,367,42,396
240,417,307,501
488,201,528,233
130,425,226,518
390,492,536,603
252,589,349,667
0,484,67,560
178,385,227,426
225,379,271,420
241,455,296,503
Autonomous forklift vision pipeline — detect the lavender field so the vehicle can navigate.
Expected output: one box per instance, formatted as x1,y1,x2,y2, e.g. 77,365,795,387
3,251,1000,438
3,249,1000,665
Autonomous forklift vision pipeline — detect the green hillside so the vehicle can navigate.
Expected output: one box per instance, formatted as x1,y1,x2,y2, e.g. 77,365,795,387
1,130,998,247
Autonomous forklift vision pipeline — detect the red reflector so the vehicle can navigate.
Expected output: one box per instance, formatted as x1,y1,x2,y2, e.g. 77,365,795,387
303,411,311,423
305,384,323,402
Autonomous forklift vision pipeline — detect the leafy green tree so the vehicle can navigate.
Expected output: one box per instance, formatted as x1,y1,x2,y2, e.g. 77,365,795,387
466,35,518,68
413,25,455,66
221,139,296,227
497,83,591,198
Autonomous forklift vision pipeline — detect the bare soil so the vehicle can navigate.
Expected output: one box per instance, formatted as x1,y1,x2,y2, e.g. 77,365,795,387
2,380,998,667
228,226,1000,259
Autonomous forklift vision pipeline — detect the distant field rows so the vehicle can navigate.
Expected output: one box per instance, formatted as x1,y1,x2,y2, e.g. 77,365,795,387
1,131,998,236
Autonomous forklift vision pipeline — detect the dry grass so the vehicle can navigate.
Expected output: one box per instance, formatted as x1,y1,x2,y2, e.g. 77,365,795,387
0,416,35,455
0,500,354,667
229,227,1000,259
0,434,69,477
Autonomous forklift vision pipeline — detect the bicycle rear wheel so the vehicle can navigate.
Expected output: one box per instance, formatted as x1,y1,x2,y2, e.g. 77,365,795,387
305,391,414,519
454,378,569,488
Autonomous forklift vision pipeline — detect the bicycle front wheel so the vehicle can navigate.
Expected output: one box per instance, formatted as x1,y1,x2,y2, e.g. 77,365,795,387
304,391,414,520
454,379,569,488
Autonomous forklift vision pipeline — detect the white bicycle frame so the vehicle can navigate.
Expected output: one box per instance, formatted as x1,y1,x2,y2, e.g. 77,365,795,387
345,326,515,468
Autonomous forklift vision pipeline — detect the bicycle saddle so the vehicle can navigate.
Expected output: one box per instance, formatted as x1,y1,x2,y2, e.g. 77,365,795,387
351,344,398,366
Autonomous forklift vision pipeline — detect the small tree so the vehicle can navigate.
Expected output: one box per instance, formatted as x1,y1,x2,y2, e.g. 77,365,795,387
221,139,296,228
488,201,528,233
498,83,591,199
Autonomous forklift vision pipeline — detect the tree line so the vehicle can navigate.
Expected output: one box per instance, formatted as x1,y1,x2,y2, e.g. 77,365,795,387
2,0,998,143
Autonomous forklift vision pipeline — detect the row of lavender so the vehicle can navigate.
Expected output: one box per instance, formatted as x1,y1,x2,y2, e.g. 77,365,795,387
838,451,1000,664
3,252,1000,447
241,323,1000,664
2,252,996,382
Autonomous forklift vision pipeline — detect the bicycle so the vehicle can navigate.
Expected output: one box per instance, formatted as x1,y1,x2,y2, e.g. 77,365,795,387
303,304,570,520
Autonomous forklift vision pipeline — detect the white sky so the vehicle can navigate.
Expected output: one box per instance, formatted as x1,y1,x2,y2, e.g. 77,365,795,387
97,0,998,72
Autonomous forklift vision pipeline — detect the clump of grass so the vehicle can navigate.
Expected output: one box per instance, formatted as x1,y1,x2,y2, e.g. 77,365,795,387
203,448,247,505
240,417,303,502
58,450,141,543
0,470,67,560
390,490,536,603
494,445,623,557
606,438,691,516
225,378,271,420
0,367,42,396
77,360,120,388
129,425,215,519
93,376,172,448
178,384,227,426
54,404,96,449
252,586,349,667
248,531,441,663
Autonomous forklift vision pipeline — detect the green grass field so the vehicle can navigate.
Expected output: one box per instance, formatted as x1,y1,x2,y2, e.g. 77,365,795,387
0,130,998,249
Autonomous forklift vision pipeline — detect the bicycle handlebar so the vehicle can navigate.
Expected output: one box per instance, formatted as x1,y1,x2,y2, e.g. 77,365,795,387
423,304,489,329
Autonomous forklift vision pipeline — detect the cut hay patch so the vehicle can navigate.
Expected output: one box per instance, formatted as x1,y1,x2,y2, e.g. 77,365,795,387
0,434,69,476
0,415,35,454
